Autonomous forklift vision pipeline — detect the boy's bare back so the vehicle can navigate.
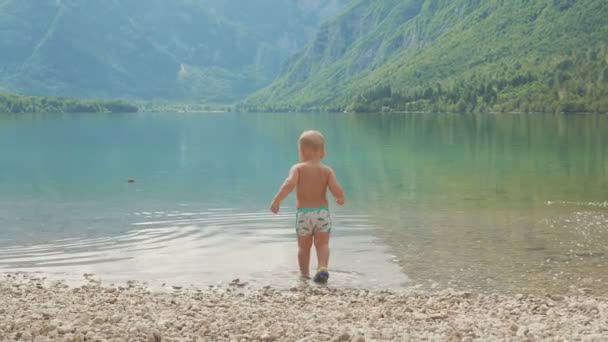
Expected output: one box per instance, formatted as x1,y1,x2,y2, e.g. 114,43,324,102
270,130,344,215
293,161,342,209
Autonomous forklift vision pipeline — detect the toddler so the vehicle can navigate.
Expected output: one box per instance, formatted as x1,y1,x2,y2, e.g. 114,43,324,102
270,130,345,283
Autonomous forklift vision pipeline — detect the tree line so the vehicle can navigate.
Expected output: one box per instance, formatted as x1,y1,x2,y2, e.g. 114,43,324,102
0,93,138,114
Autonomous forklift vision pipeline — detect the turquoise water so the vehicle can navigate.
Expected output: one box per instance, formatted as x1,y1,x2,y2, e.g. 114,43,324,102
0,112,607,293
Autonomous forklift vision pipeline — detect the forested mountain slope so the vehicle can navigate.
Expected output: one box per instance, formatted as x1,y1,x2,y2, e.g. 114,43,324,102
246,0,608,113
0,0,346,102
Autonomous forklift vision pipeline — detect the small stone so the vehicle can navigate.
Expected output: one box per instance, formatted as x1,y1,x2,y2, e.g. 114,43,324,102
76,313,91,324
148,331,162,342
92,317,105,325
429,313,447,320
110,315,123,324
57,326,73,334
336,333,350,341
583,334,605,342
260,332,273,341
547,294,565,301
413,313,428,320
582,299,599,311
351,335,365,342
516,326,529,337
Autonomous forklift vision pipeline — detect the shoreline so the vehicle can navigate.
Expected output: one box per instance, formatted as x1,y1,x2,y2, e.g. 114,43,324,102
1,273,606,341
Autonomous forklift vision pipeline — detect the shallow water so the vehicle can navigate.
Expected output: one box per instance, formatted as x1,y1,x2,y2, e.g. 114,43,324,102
0,112,607,293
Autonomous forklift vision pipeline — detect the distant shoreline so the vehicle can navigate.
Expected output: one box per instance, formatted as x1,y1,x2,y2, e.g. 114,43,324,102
0,91,238,114
234,106,608,115
0,92,138,114
3,90,606,115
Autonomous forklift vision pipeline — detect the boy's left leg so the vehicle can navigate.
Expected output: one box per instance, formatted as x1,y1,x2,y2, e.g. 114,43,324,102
297,235,313,278
312,231,330,283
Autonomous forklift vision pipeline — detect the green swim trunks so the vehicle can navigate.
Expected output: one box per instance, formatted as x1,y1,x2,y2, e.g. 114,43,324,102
296,206,331,236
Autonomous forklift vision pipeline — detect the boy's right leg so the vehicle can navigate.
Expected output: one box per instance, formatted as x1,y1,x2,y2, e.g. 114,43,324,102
297,235,313,277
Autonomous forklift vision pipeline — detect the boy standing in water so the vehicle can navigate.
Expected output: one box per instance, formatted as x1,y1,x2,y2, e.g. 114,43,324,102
271,130,346,283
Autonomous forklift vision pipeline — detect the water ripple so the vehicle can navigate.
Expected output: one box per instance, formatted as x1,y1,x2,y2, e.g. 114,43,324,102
0,208,407,289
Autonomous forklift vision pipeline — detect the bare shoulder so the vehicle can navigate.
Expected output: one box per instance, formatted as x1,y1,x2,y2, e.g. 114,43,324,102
321,164,335,175
290,163,304,172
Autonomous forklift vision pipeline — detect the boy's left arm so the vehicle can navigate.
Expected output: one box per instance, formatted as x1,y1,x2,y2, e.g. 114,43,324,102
270,165,299,214
327,167,345,206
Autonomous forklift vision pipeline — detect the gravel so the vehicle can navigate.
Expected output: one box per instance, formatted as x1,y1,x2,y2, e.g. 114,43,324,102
1,273,607,341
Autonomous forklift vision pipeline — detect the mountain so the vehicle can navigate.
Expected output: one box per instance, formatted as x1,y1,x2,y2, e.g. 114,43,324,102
0,0,347,102
245,0,608,113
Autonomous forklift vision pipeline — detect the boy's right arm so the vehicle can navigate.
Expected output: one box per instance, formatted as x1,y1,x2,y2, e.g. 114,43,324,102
270,165,299,214
327,168,345,206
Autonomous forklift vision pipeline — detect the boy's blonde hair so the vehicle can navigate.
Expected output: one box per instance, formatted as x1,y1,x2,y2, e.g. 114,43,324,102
299,130,325,151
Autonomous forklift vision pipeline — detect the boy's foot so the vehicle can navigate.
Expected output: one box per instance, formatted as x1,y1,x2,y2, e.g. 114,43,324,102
300,274,311,280
313,269,329,284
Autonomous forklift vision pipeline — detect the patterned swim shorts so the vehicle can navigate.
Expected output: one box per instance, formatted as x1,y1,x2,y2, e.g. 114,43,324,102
296,206,331,236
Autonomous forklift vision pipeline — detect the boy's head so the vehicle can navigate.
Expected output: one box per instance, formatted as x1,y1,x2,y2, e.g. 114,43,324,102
298,130,325,161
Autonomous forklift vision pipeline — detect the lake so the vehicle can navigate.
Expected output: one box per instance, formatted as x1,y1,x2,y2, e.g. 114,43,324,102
1,112,607,294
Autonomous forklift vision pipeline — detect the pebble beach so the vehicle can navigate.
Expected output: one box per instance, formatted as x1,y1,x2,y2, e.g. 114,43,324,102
1,273,607,342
